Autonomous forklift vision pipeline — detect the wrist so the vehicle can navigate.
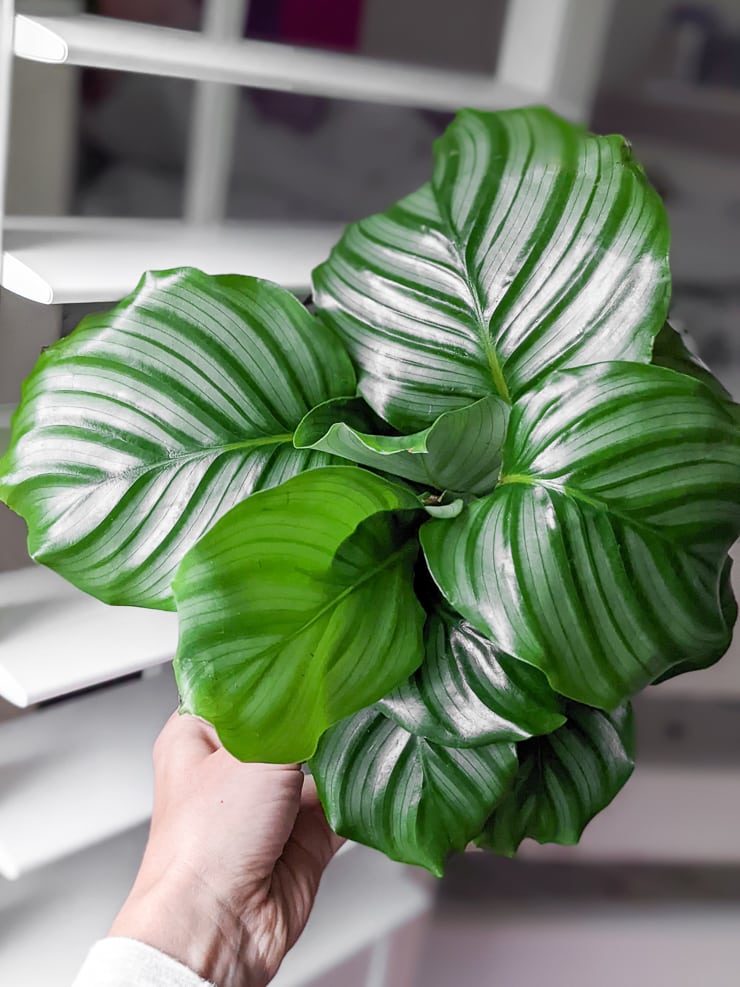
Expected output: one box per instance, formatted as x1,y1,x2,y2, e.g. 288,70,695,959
109,871,267,987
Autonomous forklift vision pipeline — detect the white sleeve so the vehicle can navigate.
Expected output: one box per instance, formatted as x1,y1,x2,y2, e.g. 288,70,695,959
71,938,214,987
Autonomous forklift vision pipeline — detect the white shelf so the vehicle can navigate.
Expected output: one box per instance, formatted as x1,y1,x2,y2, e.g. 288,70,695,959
0,824,430,987
0,566,175,706
0,668,176,880
2,216,342,304
12,13,569,117
518,762,740,865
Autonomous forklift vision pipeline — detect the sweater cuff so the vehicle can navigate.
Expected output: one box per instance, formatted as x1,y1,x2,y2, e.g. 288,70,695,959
71,937,214,987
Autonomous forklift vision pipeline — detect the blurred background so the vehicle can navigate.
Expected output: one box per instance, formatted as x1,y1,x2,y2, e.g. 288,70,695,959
0,1,738,985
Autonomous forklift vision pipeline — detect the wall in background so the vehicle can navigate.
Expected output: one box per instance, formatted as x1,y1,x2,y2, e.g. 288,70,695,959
601,0,740,86
361,0,506,70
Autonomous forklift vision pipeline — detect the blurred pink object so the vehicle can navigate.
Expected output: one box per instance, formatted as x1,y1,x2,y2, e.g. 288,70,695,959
280,0,364,51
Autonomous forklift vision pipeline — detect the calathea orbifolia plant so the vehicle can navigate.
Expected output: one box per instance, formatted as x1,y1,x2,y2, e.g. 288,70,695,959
1,107,738,875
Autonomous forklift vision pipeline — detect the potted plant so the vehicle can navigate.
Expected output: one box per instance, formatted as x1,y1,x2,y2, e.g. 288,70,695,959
1,106,738,875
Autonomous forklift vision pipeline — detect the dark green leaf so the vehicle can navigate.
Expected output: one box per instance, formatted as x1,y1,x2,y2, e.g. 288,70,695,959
422,363,740,709
478,703,634,857
311,704,517,875
503,362,740,550
173,466,425,763
0,269,356,609
295,394,508,495
380,603,565,746
313,106,669,431
652,552,737,683
652,321,735,407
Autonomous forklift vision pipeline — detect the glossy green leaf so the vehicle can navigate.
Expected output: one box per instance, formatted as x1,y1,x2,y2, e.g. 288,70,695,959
478,703,634,857
295,394,508,494
380,603,565,746
173,466,425,763
503,362,740,550
311,704,517,875
0,269,356,609
313,106,670,431
422,363,740,709
652,551,737,683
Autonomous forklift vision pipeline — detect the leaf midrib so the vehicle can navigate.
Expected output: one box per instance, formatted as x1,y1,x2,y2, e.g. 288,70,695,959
97,433,295,485
448,238,512,405
498,472,694,549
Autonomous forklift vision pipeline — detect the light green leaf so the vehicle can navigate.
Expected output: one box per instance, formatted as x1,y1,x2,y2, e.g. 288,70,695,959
173,466,425,763
295,394,508,495
423,499,465,519
313,106,669,432
311,704,517,875
478,703,634,857
379,603,565,746
0,269,356,609
422,364,740,709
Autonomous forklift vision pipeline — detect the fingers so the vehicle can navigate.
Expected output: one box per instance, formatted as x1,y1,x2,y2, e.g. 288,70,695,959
299,775,346,861
153,709,221,766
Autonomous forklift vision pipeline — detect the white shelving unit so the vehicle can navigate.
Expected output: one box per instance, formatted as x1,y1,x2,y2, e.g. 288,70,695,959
0,566,175,706
0,667,176,879
17,3,740,985
0,824,429,987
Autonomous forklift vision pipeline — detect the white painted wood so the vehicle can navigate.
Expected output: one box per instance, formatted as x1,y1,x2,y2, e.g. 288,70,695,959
498,0,614,119
0,825,430,987
1,216,342,303
184,0,249,224
12,13,577,117
0,0,15,283
0,290,61,404
0,667,176,879
0,566,175,706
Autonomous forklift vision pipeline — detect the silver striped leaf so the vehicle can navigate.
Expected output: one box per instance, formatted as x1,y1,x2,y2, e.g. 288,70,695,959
0,269,356,609
503,362,740,551
422,363,740,709
310,704,517,875
174,467,425,764
478,703,634,857
379,603,565,747
313,107,670,432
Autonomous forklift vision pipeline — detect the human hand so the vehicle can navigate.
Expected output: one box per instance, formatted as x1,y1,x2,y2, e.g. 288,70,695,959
109,712,344,987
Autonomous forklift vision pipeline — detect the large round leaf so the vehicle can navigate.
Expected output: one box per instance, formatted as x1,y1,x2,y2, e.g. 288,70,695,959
313,106,670,431
477,703,634,857
295,394,509,495
310,704,517,875
422,364,740,709
173,466,425,763
0,269,356,609
503,362,740,550
379,603,565,746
